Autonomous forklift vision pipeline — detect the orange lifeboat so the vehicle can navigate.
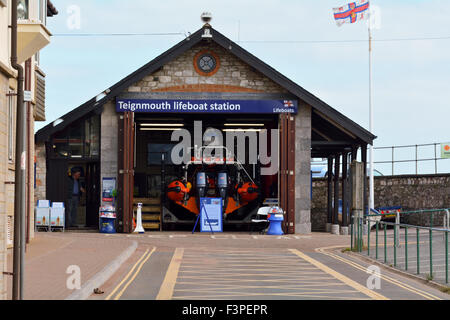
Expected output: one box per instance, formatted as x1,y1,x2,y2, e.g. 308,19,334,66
236,182,259,203
167,180,190,202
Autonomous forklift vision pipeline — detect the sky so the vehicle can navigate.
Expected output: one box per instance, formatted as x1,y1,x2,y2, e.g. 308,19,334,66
38,0,450,174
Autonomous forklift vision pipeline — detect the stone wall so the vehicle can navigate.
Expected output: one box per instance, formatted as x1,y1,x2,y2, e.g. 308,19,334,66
35,143,46,201
100,102,119,200
311,174,450,230
127,42,288,94
295,104,312,234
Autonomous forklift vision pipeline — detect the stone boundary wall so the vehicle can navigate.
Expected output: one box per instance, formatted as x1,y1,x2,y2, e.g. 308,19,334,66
311,174,450,231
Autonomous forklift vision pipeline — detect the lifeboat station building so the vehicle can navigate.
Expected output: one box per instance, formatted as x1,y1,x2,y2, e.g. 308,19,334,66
35,24,375,234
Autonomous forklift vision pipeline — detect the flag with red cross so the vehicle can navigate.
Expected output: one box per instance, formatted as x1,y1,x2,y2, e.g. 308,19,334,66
333,1,370,26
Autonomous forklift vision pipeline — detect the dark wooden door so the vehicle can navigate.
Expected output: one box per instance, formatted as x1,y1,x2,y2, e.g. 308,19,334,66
46,159,68,203
279,114,296,234
85,162,100,227
117,112,135,233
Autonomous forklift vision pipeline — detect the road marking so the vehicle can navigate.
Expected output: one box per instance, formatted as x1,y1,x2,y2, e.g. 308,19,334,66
156,248,184,300
289,249,389,300
316,246,442,300
105,248,150,300
105,247,156,300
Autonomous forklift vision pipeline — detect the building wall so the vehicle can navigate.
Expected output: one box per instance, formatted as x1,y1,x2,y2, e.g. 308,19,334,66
34,142,46,202
100,101,119,200
311,174,450,230
127,42,288,94
0,0,53,299
295,103,312,234
123,41,312,232
0,70,9,300
0,64,17,300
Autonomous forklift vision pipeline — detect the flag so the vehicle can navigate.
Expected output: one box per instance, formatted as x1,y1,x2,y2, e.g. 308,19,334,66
333,1,370,27
284,100,294,107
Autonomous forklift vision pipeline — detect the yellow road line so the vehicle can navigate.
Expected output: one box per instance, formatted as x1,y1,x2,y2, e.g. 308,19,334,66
108,247,156,300
172,292,369,300
289,249,389,300
316,246,442,300
177,276,337,282
105,248,150,300
175,282,349,290
156,248,184,300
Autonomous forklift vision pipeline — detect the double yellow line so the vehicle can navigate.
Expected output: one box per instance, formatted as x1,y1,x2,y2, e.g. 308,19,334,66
316,246,442,300
105,247,156,300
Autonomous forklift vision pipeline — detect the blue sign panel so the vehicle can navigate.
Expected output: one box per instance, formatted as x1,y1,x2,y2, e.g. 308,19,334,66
200,197,223,233
116,99,297,114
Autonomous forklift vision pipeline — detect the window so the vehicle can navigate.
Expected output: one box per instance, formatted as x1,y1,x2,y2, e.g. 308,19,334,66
52,129,69,158
85,116,100,158
8,91,15,162
39,0,47,25
17,0,29,19
50,114,100,159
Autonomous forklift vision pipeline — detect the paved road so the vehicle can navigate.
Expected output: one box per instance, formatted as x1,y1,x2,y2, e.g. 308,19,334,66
85,232,449,301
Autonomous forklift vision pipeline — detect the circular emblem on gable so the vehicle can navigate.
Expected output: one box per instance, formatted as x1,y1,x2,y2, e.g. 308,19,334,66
194,51,220,76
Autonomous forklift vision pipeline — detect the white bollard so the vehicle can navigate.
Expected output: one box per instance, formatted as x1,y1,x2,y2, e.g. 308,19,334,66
133,203,145,234
395,211,400,247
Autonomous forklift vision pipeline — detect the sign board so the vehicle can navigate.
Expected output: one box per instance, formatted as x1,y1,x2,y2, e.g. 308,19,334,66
50,202,65,227
116,99,297,114
99,205,116,218
199,198,223,233
36,207,50,226
37,200,50,208
441,143,450,159
102,177,116,202
24,90,32,102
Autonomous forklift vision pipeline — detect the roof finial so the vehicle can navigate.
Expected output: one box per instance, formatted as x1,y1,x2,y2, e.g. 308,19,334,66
201,12,213,39
201,12,212,26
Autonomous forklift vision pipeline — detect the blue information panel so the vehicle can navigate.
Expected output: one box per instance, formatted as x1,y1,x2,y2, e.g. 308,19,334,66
200,198,223,233
116,99,297,114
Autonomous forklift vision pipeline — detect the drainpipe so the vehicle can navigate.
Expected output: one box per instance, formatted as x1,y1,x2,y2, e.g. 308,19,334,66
25,58,31,246
11,0,27,300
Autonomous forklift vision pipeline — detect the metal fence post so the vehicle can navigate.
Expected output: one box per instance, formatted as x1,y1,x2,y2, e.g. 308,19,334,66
405,226,408,271
394,222,397,267
445,210,449,230
357,217,360,252
384,223,387,263
376,221,379,260
417,228,420,275
367,217,370,256
429,227,433,278
446,231,448,284
395,211,400,248
350,220,353,251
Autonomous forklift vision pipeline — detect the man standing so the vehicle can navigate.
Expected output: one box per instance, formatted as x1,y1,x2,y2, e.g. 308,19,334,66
67,167,85,228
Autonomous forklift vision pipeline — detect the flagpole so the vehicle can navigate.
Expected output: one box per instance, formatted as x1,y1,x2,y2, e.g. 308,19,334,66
368,6,375,212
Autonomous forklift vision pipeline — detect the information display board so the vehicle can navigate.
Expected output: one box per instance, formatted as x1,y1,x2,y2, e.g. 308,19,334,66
50,202,65,228
36,200,50,227
199,198,223,233
102,178,116,202
441,143,450,159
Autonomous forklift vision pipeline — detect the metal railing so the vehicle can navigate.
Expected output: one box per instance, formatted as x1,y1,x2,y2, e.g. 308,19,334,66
374,142,450,175
351,209,450,284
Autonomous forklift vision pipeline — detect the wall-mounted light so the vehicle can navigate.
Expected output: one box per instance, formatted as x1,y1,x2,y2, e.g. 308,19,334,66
140,123,184,127
223,123,265,127
140,128,183,131
222,129,262,132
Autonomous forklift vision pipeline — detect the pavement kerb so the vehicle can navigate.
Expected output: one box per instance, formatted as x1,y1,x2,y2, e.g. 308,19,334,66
342,249,450,295
65,240,138,300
